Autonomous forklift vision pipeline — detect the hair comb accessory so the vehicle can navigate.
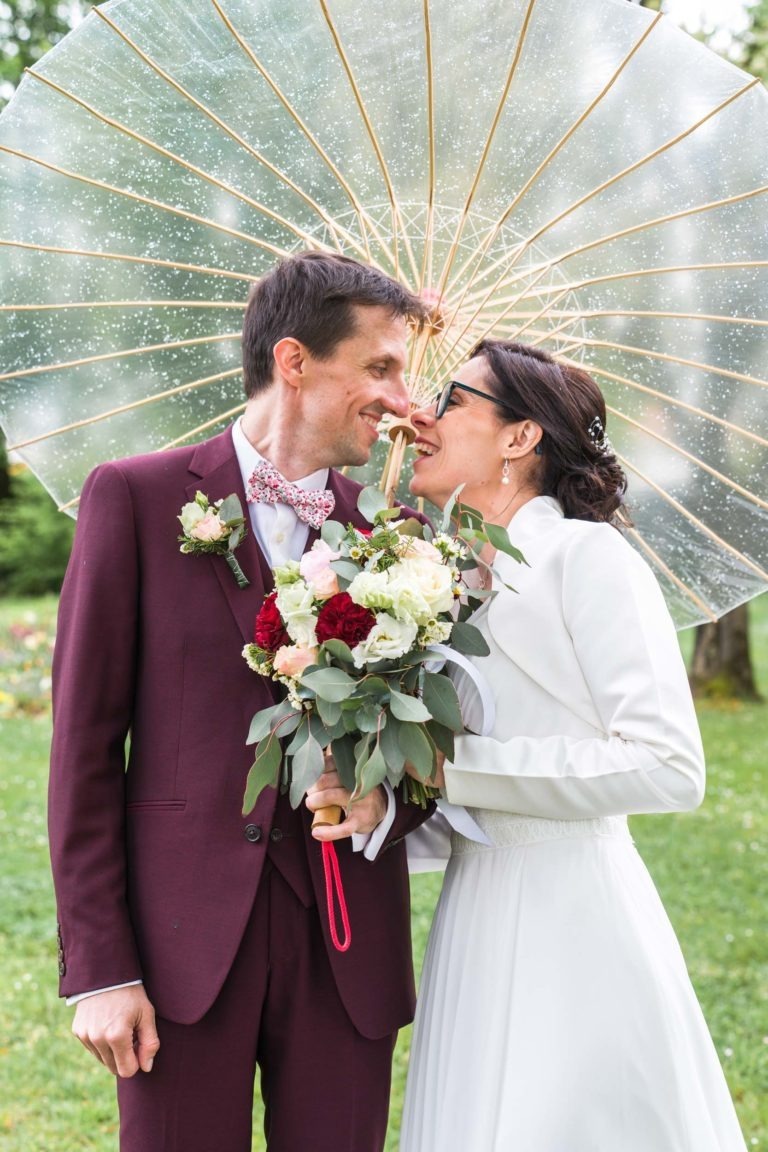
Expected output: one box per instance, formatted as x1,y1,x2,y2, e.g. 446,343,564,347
587,416,612,455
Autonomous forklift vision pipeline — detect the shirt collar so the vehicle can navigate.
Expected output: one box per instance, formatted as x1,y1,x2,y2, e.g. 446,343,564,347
232,419,330,492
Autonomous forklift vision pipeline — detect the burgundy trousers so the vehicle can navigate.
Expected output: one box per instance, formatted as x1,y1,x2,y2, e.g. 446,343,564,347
117,864,397,1152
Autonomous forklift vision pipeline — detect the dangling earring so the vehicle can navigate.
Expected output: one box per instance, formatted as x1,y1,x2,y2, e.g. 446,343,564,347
501,458,510,486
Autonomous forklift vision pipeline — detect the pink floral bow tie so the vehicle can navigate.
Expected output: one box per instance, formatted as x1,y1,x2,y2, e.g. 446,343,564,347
246,460,336,530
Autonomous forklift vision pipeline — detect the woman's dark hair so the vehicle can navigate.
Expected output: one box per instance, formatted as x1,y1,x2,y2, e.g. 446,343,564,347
242,251,426,397
470,340,629,525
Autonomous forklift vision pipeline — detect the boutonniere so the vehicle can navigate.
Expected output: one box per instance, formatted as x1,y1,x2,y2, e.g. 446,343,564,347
177,491,250,588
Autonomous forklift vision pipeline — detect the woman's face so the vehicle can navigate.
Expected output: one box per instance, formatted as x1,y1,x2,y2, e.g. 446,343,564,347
410,357,514,511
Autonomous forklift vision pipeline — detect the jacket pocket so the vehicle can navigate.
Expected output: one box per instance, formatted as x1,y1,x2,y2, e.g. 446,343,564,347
126,800,186,812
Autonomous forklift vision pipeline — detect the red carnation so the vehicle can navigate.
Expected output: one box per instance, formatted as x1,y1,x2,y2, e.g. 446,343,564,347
316,592,376,647
254,592,291,652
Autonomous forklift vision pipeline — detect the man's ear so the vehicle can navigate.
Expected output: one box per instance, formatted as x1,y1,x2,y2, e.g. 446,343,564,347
272,337,306,391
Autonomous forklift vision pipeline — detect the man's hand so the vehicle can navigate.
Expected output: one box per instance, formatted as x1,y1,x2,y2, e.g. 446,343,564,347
306,762,387,842
72,985,160,1078
405,750,446,790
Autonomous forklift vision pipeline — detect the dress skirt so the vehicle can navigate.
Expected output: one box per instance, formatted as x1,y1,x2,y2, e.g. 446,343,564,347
400,811,746,1152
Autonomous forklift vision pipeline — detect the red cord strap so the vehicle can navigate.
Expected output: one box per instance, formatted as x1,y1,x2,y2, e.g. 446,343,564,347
321,841,351,952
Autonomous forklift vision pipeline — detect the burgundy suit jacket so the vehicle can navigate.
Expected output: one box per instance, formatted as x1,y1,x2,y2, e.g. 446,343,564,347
49,428,433,1035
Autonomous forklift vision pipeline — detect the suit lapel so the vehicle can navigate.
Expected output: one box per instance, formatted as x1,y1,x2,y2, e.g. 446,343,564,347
186,431,271,644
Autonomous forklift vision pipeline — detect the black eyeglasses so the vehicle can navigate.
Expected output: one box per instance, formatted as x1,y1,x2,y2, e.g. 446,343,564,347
434,380,509,419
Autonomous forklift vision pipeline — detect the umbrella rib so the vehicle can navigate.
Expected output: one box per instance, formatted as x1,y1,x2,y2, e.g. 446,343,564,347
7,368,243,452
316,0,419,287
606,406,768,513
419,0,436,293
23,67,368,263
463,74,763,300
91,8,365,260
0,145,304,260
555,333,768,390
0,332,240,384
442,10,664,300
621,526,718,623
460,182,768,311
0,238,259,282
434,0,538,300
210,0,399,270
616,453,768,583
0,300,246,312
498,307,768,330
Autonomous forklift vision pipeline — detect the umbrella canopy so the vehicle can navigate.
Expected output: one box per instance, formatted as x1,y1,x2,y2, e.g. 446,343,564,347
0,0,766,627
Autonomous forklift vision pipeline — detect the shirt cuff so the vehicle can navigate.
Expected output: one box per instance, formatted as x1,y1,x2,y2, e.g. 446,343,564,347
66,980,143,1007
351,780,396,860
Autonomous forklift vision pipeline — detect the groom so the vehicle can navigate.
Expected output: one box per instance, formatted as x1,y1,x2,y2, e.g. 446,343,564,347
49,251,430,1151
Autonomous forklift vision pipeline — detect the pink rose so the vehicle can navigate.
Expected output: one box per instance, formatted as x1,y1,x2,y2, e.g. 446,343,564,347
300,540,341,600
403,536,443,563
189,511,225,542
273,644,319,678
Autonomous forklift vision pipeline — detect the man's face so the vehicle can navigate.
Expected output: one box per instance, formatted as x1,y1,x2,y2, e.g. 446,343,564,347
299,305,410,468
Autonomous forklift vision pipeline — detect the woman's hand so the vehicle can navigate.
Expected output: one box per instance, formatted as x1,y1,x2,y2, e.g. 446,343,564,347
405,750,446,790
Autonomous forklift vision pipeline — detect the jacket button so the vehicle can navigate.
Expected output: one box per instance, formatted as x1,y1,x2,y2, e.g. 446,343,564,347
58,960,66,976
244,824,262,843
270,828,283,843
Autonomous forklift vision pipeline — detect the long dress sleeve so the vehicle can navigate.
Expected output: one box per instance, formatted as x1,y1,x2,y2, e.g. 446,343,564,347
443,524,705,819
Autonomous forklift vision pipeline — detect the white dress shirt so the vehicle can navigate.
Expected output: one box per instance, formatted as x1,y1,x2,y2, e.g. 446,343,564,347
67,421,395,1004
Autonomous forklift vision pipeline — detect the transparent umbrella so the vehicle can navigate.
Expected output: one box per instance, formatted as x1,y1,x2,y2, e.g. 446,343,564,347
0,0,766,627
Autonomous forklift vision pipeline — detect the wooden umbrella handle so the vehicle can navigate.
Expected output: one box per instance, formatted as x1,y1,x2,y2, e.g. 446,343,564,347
311,804,344,829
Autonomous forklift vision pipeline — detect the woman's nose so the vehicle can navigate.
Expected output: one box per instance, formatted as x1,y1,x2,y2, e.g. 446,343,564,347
410,402,437,428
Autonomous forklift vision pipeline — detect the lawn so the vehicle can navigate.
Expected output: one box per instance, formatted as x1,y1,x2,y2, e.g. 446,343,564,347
0,594,766,1149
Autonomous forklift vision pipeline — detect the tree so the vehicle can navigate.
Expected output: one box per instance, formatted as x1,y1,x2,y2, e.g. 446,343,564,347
0,1,92,109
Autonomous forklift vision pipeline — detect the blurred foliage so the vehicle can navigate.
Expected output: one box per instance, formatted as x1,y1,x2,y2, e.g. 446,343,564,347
736,0,768,78
0,0,93,108
0,468,74,596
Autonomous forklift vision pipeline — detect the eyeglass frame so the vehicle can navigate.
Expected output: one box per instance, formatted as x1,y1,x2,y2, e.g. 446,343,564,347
434,379,510,420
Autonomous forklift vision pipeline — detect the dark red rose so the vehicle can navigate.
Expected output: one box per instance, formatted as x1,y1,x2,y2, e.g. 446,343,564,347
254,592,291,652
315,592,376,647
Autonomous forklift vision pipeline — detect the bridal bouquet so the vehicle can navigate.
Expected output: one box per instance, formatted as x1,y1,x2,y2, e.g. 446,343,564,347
241,486,523,815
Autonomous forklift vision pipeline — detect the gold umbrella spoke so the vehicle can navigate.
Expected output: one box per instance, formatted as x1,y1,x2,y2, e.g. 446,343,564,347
556,333,768,390
0,144,306,259
496,307,768,329
418,0,436,294
0,300,246,311
462,75,762,301
622,526,719,623
7,367,243,451
0,332,240,384
616,452,768,583
442,10,664,300
210,0,401,269
0,237,260,282
92,7,370,262
606,406,768,513
316,0,420,287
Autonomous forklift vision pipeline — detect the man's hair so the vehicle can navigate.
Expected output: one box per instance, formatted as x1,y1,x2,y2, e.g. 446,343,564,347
241,251,426,397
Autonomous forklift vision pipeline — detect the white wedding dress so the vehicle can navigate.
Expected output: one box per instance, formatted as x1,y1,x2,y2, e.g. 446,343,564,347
400,498,746,1152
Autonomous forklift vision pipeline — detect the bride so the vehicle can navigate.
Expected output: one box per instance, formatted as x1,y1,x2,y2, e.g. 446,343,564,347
399,341,746,1151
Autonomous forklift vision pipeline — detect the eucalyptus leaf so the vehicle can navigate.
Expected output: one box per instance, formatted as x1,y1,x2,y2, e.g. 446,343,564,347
450,621,491,656
397,721,436,781
246,701,291,746
321,520,346,549
316,696,342,727
331,734,357,791
422,671,464,732
289,733,325,808
218,493,243,524
330,559,362,582
379,714,406,774
426,719,455,762
374,506,402,522
357,485,389,523
441,484,466,532
394,516,425,538
389,688,432,724
356,703,384,733
302,667,357,702
242,736,282,814
321,638,355,665
354,742,388,800
359,675,390,698
485,521,527,564
285,719,310,757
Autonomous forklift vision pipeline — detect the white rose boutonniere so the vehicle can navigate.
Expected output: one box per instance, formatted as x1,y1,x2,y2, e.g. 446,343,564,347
178,491,249,588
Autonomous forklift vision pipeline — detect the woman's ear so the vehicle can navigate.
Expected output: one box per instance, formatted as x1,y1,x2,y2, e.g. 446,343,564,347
505,419,543,458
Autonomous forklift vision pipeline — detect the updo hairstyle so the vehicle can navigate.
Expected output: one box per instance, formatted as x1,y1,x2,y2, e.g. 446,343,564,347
470,340,629,525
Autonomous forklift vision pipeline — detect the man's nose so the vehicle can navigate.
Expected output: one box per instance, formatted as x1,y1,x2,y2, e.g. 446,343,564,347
384,372,410,418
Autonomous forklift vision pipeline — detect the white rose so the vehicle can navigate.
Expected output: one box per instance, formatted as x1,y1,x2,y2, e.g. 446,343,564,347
275,580,318,647
178,501,206,534
352,613,418,668
384,559,453,626
347,570,394,613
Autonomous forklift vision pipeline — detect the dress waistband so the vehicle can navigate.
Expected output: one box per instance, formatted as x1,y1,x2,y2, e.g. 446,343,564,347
450,812,630,855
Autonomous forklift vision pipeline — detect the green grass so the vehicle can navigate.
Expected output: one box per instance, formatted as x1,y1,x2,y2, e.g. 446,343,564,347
0,595,766,1149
